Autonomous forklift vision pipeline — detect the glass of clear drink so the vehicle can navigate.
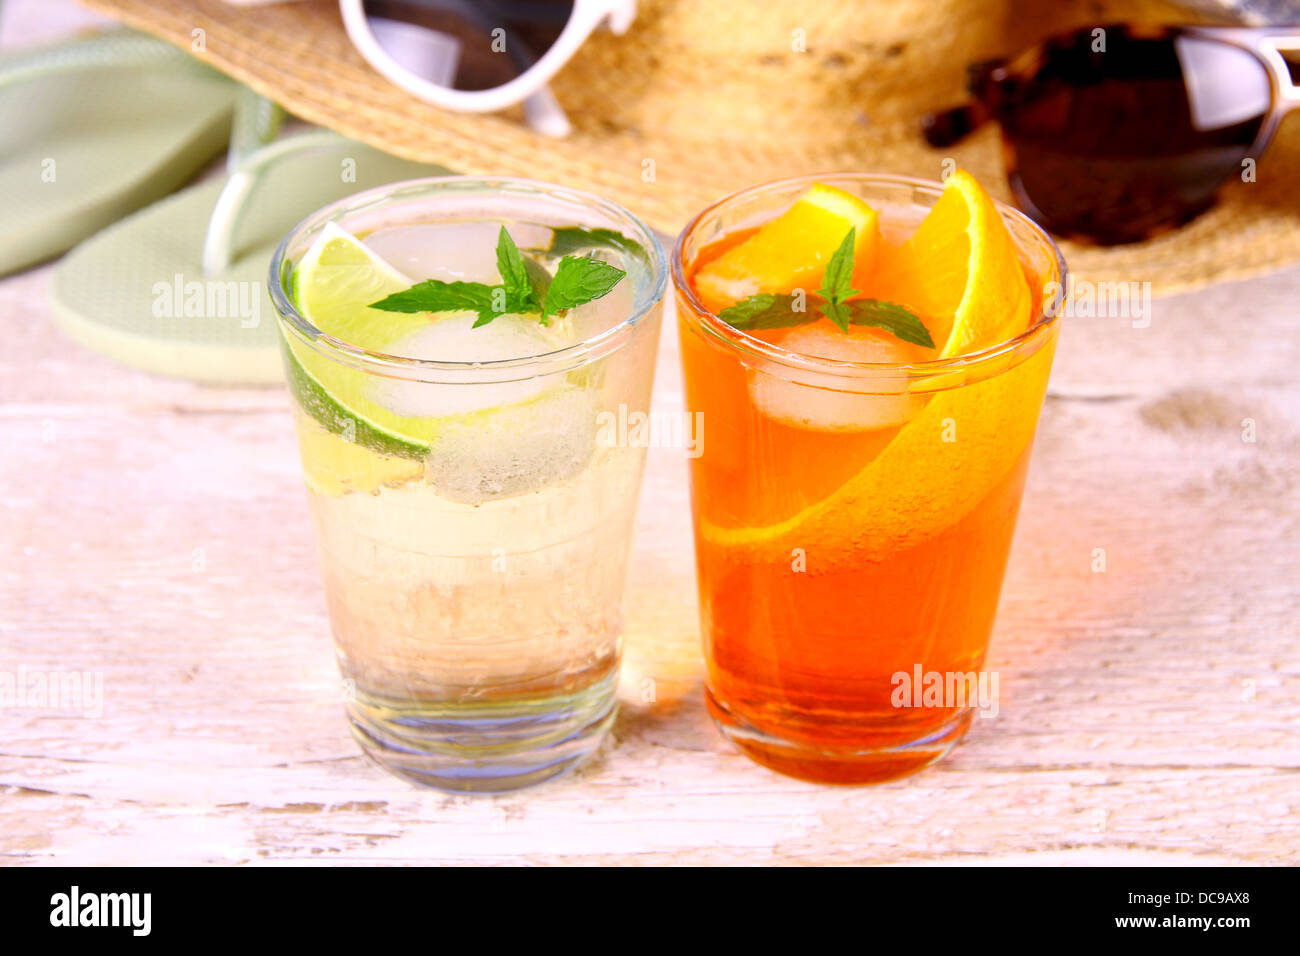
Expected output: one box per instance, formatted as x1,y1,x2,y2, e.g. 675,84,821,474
269,178,666,792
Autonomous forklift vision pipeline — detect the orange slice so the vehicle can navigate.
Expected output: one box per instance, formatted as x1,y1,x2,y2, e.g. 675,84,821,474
703,169,1050,556
693,183,880,314
700,344,1056,556
872,169,1032,357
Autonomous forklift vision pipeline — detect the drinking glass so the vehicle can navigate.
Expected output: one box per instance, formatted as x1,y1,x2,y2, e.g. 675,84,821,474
270,177,666,792
674,173,1064,783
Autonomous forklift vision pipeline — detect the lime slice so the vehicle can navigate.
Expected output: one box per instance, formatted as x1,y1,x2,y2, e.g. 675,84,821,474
284,223,448,459
293,412,424,497
284,225,598,496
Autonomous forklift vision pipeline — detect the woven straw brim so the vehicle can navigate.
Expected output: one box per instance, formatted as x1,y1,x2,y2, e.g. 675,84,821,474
82,0,1300,295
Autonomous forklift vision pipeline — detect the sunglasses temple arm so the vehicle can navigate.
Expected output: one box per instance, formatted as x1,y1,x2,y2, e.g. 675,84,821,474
524,86,573,138
1276,55,1300,109
921,102,992,148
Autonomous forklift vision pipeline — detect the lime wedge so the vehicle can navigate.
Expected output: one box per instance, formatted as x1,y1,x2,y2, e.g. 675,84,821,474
283,224,596,492
283,223,443,459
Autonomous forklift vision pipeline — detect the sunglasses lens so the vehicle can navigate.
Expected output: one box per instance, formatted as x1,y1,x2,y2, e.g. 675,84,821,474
362,1,575,92
996,29,1270,244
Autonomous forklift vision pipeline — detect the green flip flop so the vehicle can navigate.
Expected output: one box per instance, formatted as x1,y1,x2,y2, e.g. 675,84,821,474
0,27,238,275
50,125,450,385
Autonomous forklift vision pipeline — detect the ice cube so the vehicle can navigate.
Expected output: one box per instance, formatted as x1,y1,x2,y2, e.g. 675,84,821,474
751,324,930,431
424,386,598,505
370,313,574,418
363,221,551,284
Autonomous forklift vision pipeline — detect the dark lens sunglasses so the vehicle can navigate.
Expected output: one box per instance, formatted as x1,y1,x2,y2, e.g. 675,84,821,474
925,24,1300,245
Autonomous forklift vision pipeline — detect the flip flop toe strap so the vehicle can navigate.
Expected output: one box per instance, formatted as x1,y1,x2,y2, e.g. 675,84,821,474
200,130,348,277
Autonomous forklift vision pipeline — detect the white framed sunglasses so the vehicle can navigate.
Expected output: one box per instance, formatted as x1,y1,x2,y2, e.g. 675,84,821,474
339,0,638,137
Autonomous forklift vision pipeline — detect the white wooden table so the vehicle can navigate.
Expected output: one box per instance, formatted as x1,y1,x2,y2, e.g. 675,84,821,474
3,246,1298,864
2,1,1297,866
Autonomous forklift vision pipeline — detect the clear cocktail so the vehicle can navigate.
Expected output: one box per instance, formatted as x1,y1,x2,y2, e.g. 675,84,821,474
270,178,666,792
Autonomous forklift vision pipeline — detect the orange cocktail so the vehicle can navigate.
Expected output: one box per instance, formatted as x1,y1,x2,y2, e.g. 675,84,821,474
673,172,1065,783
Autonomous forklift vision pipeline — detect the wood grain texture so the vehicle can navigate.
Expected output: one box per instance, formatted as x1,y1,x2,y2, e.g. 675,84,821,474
2,250,1298,865
1,0,1296,867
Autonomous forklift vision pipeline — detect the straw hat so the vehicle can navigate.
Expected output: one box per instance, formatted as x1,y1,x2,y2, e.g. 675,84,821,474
81,0,1300,294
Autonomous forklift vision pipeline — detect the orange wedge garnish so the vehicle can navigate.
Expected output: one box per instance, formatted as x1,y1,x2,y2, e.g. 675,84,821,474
872,169,1031,357
693,183,880,314
701,169,1051,556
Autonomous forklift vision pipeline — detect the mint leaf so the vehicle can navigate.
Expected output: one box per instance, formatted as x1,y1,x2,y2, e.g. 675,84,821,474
542,255,626,318
847,299,935,348
718,293,804,330
370,229,628,331
817,228,858,306
710,223,935,348
370,280,497,315
549,226,646,262
496,226,540,314
717,291,932,347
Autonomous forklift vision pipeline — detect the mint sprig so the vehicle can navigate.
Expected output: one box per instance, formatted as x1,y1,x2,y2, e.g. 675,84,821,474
369,226,627,328
717,228,934,348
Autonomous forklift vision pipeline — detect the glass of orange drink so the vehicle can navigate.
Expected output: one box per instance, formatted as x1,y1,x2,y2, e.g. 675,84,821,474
673,171,1065,783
